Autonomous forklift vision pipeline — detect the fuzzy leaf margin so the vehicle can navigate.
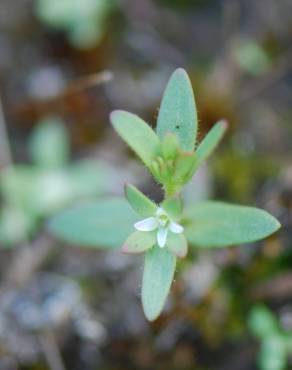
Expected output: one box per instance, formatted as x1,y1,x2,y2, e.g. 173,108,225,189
157,68,198,152
111,110,160,169
142,246,176,321
184,201,280,248
49,198,138,248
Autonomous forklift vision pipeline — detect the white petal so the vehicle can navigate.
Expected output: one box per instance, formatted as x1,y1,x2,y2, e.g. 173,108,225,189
134,217,158,231
157,227,168,248
169,221,184,234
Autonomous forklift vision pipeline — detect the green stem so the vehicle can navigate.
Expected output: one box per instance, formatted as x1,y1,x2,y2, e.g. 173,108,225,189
164,184,180,199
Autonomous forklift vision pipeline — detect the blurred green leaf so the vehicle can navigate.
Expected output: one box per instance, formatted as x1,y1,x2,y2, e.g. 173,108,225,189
29,117,69,168
184,201,280,247
125,184,157,217
35,0,113,49
142,246,176,321
167,233,188,258
68,19,103,49
0,166,38,211
248,305,279,339
35,0,111,30
284,334,292,352
259,336,286,370
49,198,138,248
0,205,36,247
32,170,75,215
157,68,197,152
122,231,156,254
111,110,161,170
235,39,271,76
161,197,182,219
68,159,117,198
1,159,117,218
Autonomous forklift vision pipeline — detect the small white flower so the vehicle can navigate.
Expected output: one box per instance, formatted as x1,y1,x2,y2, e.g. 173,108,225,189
134,207,184,248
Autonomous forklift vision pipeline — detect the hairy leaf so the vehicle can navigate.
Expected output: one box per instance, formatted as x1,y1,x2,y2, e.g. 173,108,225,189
142,246,176,321
122,231,156,254
195,120,227,167
111,110,160,168
157,68,198,151
125,184,157,217
185,201,280,247
49,198,138,248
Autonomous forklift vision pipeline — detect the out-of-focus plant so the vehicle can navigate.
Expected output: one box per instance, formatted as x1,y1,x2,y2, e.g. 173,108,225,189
234,38,271,76
249,305,292,370
35,0,116,49
213,150,279,202
0,116,116,246
50,68,280,321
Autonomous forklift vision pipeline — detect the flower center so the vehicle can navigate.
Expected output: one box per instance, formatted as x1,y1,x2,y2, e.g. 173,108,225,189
157,213,169,227
155,207,171,228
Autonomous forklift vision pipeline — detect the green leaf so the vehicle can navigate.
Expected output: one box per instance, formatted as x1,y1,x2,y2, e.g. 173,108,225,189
195,120,227,167
68,159,117,198
29,117,69,168
259,336,286,370
31,169,75,215
49,198,138,248
150,156,173,184
173,152,197,182
0,205,37,247
0,166,38,211
157,68,197,152
68,18,103,49
110,110,160,168
248,305,279,339
284,334,292,352
167,233,188,258
161,197,183,219
125,184,157,217
142,246,176,321
122,231,156,254
161,133,179,160
184,201,281,248
235,39,271,76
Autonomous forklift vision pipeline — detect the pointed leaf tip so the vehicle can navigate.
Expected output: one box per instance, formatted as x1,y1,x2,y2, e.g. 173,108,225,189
157,68,197,152
125,184,157,217
194,119,228,170
110,110,160,168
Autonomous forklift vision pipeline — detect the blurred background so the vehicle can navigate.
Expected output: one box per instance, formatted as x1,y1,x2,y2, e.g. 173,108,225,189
0,0,291,369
